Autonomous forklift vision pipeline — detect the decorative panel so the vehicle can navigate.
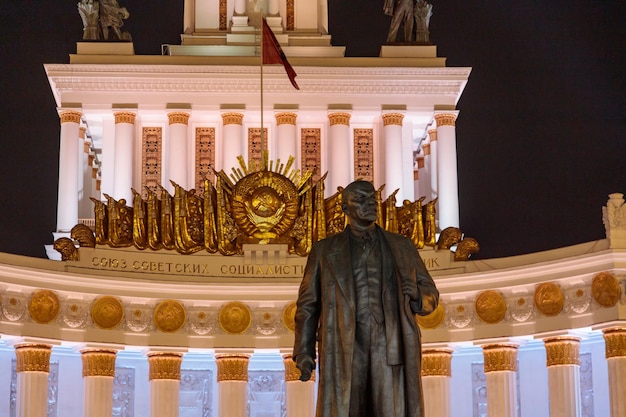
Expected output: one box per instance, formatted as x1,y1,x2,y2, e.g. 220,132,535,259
180,369,213,417
471,361,521,417
286,0,295,31
301,128,321,182
195,127,216,193
141,127,162,199
247,128,268,166
113,367,135,417
248,370,285,417
219,0,227,30
353,128,374,182
10,360,59,417
580,352,594,417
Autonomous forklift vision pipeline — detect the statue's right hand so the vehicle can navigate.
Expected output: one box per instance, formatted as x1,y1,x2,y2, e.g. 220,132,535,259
295,354,315,382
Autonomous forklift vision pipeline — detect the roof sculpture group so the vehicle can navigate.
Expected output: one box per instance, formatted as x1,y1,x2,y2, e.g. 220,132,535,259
54,153,479,262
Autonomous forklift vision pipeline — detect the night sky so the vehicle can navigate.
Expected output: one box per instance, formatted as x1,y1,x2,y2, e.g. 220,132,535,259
0,1,623,260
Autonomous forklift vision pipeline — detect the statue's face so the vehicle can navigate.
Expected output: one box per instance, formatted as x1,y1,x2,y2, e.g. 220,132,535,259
343,182,378,226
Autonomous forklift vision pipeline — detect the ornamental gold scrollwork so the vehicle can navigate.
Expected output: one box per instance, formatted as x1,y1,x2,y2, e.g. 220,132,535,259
153,299,187,333
421,349,453,377
282,302,297,332
543,336,581,367
28,289,60,324
147,352,184,380
215,354,250,381
482,344,518,373
81,349,117,377
60,154,477,259
602,327,626,359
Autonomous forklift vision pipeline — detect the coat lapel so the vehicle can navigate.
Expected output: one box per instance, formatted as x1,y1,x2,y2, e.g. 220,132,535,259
326,229,356,312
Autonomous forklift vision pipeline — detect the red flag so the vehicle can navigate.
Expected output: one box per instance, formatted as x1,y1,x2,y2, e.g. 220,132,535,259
262,18,300,90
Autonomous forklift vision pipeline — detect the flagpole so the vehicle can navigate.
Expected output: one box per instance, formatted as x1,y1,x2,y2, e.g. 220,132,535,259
260,14,265,158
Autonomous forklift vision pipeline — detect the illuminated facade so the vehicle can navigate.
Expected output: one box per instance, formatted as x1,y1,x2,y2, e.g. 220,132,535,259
0,2,624,416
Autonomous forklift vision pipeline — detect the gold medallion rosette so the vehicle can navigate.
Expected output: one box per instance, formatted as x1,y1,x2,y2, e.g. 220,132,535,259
28,289,60,324
153,299,187,333
475,290,507,324
416,301,445,329
591,271,621,307
282,302,297,332
91,296,124,329
534,282,564,317
231,170,300,243
219,301,252,334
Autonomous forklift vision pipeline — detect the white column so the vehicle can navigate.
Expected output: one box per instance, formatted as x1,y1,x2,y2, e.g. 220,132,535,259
112,111,136,205
78,127,86,218
100,114,115,200
81,349,117,417
57,110,82,232
234,0,246,15
275,112,298,167
167,112,191,190
327,112,351,196
434,113,459,229
268,0,280,15
148,352,184,417
543,336,582,417
183,0,194,34
416,155,427,199
421,348,453,417
14,343,52,417
482,343,518,417
382,112,405,201
603,327,626,417
283,354,315,417
216,354,250,417
427,129,437,201
221,112,245,173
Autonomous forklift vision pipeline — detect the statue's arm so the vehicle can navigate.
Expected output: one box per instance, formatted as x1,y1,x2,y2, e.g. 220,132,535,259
293,245,322,362
400,239,439,315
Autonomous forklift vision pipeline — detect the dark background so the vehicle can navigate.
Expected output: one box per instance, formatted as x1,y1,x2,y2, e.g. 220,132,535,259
0,1,624,259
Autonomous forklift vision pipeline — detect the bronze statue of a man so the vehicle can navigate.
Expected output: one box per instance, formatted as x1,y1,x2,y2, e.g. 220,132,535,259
293,180,439,417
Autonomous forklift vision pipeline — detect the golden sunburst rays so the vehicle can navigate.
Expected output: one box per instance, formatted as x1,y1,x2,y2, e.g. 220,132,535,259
225,152,312,193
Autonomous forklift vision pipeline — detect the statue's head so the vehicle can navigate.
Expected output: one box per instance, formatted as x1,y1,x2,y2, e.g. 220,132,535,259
342,180,378,227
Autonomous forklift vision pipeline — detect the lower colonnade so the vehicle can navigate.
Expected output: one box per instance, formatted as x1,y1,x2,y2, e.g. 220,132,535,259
1,327,624,417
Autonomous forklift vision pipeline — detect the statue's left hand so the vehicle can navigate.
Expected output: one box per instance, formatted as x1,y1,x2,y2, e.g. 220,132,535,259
401,280,419,301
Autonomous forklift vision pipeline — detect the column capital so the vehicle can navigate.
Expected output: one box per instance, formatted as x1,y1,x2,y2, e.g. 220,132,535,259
167,112,190,125
114,111,136,124
59,110,82,124
421,348,453,377
282,354,316,382
275,112,298,125
381,113,405,127
422,143,431,155
14,343,52,373
543,336,581,366
603,327,626,358
221,112,244,125
481,343,519,373
81,349,117,377
147,352,184,380
434,113,458,127
428,129,437,141
328,112,351,126
215,354,250,382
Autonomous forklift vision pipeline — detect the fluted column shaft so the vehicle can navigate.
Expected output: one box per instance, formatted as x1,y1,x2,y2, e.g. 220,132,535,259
482,343,518,417
421,349,453,417
434,113,459,228
57,111,82,232
113,112,136,204
221,112,244,172
382,113,406,201
275,112,298,167
327,112,351,196
427,129,437,201
416,156,426,199
283,354,315,417
268,0,280,15
603,327,626,417
216,354,250,417
234,0,246,15
14,343,52,417
544,336,582,417
82,349,117,417
167,112,191,191
100,115,115,199
148,352,184,417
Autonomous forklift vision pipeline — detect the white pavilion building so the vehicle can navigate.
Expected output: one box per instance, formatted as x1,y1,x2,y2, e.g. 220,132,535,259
0,1,624,417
